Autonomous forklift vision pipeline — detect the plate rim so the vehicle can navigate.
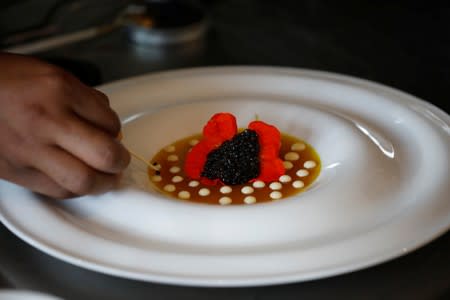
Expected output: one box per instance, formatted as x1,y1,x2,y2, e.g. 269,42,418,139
0,66,449,287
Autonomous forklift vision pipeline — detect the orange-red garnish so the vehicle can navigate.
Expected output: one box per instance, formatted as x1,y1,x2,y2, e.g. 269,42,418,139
184,113,237,182
248,121,285,182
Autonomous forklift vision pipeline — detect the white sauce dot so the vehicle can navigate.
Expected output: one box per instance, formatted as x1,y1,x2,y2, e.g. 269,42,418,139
252,180,265,188
296,169,309,177
152,163,161,170
284,152,300,161
169,166,181,173
219,197,232,205
188,180,199,187
291,142,306,151
178,191,190,199
198,188,210,196
269,182,282,190
304,160,317,169
241,186,254,195
189,139,199,146
172,175,183,183
279,175,292,183
151,175,162,182
283,161,293,170
167,154,179,162
292,180,305,189
164,145,175,152
163,184,176,192
220,186,232,194
244,196,256,204
270,191,282,199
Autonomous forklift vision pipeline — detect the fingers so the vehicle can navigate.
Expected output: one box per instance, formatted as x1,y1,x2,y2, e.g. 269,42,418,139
36,67,120,137
53,115,130,174
70,85,121,136
1,137,124,198
18,169,75,199
33,146,121,196
0,55,128,199
0,159,74,199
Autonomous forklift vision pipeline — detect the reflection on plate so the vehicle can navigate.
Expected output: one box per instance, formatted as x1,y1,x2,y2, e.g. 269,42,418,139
0,290,62,300
0,67,449,287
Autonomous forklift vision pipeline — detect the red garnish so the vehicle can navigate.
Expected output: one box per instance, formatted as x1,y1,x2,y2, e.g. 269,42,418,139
248,121,285,182
184,113,237,182
184,113,284,185
203,112,237,141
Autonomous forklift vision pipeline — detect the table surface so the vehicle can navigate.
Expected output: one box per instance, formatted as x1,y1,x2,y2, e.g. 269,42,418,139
0,1,449,299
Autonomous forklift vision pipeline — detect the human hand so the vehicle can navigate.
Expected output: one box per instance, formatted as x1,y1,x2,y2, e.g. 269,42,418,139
0,53,130,199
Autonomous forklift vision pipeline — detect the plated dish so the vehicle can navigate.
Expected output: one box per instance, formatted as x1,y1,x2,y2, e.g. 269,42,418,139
148,112,321,205
0,67,449,287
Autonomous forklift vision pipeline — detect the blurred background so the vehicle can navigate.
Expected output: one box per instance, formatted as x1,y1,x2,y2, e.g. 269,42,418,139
0,1,449,299
0,0,449,115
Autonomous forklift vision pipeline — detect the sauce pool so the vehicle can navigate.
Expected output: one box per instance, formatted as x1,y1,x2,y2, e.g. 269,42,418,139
148,132,321,205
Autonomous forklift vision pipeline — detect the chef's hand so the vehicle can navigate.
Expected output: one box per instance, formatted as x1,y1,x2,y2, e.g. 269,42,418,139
0,53,130,199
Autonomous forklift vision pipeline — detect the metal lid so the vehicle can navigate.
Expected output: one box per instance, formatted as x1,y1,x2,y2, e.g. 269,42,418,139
125,0,208,46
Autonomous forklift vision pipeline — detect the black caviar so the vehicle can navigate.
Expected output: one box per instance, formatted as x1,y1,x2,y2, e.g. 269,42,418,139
201,129,260,185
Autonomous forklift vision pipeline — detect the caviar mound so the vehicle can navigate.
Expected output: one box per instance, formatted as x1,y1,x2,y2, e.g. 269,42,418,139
184,112,285,186
202,129,260,185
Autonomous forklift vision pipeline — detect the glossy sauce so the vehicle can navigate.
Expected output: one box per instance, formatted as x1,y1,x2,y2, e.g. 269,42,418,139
148,133,321,205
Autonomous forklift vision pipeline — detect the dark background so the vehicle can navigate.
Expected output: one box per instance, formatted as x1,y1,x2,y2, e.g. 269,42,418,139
0,0,449,299
1,0,449,116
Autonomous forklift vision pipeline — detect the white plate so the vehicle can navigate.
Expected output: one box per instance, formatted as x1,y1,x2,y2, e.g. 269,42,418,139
0,67,449,287
0,290,62,300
